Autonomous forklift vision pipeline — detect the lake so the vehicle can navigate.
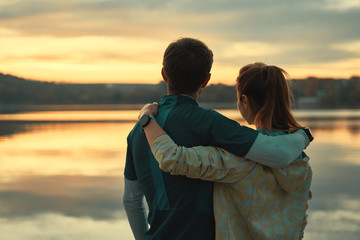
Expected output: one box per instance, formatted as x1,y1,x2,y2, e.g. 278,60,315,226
0,106,359,240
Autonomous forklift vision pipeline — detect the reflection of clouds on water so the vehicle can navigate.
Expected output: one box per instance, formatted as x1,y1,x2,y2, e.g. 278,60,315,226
0,213,133,240
1,112,359,239
0,175,126,220
304,140,360,239
306,207,360,240
0,121,29,138
308,133,360,165
305,120,360,132
307,142,360,205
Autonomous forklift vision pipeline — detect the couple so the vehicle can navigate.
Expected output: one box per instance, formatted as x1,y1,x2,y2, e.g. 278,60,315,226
123,38,313,240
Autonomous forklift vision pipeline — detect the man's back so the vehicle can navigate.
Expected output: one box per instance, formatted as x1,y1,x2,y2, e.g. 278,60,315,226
125,95,258,239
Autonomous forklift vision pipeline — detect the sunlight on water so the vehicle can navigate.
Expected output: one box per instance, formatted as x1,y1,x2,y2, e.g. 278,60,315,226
0,119,136,240
0,122,134,181
1,108,360,240
310,128,360,165
0,110,139,121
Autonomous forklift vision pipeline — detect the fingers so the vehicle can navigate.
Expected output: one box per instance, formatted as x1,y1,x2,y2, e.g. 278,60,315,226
138,102,159,120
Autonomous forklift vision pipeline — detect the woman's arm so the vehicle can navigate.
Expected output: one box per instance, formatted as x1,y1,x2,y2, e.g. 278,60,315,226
143,117,167,146
150,135,255,183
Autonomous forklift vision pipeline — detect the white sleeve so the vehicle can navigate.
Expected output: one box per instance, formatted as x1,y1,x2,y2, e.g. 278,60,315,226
245,129,310,168
122,177,148,240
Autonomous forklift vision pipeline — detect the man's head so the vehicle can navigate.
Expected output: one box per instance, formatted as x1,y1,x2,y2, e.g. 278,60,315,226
162,38,213,95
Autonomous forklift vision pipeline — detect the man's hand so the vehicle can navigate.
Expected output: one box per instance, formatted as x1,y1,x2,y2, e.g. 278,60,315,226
138,102,159,120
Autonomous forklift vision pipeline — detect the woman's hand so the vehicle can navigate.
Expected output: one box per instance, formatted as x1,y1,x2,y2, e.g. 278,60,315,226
138,102,159,120
137,102,167,147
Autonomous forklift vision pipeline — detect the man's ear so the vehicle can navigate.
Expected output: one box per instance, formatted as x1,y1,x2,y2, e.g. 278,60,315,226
161,68,168,84
201,73,211,88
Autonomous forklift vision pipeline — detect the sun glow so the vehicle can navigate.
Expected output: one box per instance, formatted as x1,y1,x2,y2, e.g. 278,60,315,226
0,1,359,84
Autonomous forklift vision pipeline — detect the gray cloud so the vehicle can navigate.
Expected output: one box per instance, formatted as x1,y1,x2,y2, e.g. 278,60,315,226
1,0,359,41
0,0,71,19
189,5,360,45
269,45,359,65
216,44,360,66
0,0,359,67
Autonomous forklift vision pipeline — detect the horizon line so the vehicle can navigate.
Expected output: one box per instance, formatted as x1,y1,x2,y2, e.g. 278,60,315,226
1,72,359,85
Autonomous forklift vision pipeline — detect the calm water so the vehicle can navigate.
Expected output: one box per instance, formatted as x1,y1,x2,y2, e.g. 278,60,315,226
0,107,360,240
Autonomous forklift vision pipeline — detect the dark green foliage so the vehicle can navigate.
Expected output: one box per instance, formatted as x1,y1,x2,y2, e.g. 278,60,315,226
0,73,166,105
291,76,360,108
0,73,359,108
200,84,237,102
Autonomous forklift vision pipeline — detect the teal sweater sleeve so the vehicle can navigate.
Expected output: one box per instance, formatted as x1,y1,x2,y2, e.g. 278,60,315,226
122,177,148,240
245,129,310,168
205,110,309,166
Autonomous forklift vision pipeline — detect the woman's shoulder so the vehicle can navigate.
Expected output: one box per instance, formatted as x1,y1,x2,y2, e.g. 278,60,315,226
257,129,289,136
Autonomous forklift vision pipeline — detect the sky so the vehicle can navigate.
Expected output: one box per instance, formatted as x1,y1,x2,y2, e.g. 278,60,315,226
0,0,359,84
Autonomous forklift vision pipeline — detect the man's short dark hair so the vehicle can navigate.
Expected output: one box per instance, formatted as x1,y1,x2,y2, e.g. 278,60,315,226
163,38,213,94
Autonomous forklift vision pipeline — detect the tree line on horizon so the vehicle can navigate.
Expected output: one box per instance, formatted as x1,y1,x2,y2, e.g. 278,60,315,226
0,73,359,109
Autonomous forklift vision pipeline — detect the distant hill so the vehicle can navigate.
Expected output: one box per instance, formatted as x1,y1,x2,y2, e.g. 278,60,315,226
0,73,166,105
0,73,359,109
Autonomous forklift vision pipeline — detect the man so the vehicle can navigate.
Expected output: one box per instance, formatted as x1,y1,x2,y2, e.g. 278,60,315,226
123,38,311,240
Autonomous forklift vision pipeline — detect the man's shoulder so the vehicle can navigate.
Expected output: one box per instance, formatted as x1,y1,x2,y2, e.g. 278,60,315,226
159,94,230,120
127,122,141,142
196,106,238,124
176,102,229,119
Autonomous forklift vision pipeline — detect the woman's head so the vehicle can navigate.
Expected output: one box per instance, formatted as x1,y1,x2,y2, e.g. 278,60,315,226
236,62,302,131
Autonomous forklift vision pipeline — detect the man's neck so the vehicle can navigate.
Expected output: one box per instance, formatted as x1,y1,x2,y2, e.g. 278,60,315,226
167,89,200,101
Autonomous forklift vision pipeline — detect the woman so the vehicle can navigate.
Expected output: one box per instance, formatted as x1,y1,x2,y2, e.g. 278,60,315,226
140,62,312,239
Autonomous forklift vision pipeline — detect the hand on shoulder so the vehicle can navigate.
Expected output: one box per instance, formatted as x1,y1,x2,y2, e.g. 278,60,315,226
138,102,159,120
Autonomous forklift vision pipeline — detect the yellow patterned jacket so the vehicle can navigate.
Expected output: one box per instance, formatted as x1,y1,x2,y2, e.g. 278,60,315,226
151,134,312,240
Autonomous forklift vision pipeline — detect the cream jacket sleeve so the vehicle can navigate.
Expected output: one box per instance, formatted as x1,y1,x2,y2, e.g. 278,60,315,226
151,135,256,183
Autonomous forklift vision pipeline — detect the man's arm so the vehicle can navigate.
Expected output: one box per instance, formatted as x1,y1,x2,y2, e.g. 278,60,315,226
139,103,311,167
122,177,148,240
245,130,310,167
207,110,310,167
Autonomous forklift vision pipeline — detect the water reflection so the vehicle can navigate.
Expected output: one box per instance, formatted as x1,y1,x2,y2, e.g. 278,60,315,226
0,109,360,240
0,122,134,178
0,175,124,219
0,120,136,240
0,121,30,138
0,214,134,240
0,110,139,122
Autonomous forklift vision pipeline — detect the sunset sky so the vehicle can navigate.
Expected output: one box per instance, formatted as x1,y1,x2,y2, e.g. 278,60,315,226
1,0,359,84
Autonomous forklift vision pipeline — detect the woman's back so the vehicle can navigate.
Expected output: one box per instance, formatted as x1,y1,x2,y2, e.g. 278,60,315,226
213,130,312,240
